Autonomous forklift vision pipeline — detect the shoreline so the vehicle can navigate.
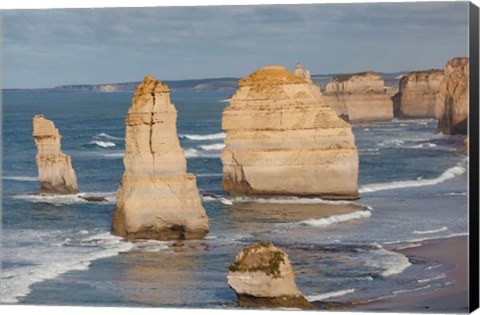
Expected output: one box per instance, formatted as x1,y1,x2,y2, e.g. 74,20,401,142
347,235,469,313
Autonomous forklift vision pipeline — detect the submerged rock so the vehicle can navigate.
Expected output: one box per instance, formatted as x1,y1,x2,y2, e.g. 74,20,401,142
32,115,78,194
227,242,315,309
221,65,359,200
437,57,469,135
396,70,444,118
80,196,108,202
112,75,209,241
323,72,393,123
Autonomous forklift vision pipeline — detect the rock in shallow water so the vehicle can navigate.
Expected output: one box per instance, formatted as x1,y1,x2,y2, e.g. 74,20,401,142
221,65,359,199
32,115,78,195
112,75,209,241
227,242,315,309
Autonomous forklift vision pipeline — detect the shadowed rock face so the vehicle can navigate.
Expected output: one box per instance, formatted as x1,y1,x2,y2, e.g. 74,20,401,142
221,65,359,200
323,72,393,123
32,115,78,194
437,57,469,135
396,70,444,118
227,242,315,309
112,75,208,241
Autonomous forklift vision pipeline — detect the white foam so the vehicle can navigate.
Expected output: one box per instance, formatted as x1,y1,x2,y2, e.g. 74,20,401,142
359,164,466,194
383,232,469,245
13,192,116,205
180,132,226,141
184,148,220,159
418,274,446,283
89,140,116,148
306,288,356,302
196,173,223,177
231,196,362,206
2,176,38,182
93,132,123,141
392,285,431,296
131,239,169,252
0,231,133,303
201,195,233,205
198,143,225,151
297,210,372,227
363,247,412,277
412,226,448,235
103,152,124,158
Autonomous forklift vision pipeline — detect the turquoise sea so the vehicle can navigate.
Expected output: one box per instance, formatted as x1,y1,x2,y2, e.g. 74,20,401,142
1,90,468,308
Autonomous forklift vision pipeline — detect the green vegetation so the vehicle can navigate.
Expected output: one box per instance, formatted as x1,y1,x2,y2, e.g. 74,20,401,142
228,242,286,278
332,71,376,82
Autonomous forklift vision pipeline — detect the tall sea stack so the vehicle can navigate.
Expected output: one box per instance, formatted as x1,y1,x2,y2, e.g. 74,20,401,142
112,75,209,240
396,70,445,118
323,72,393,122
437,57,469,135
221,65,359,200
32,115,78,194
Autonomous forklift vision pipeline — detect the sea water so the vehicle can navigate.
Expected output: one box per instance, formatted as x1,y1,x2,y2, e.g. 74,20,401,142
1,91,468,307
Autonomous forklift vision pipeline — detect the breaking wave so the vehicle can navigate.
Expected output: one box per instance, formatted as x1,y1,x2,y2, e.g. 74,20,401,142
296,210,372,227
359,164,466,194
12,192,117,205
412,227,448,235
180,132,226,141
3,176,38,182
198,143,225,151
93,132,123,141
306,288,356,302
89,140,116,148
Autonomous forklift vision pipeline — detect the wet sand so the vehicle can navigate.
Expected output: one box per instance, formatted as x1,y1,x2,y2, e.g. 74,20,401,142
350,236,469,313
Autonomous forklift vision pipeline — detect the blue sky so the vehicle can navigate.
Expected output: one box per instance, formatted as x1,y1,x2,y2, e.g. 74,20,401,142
2,1,470,88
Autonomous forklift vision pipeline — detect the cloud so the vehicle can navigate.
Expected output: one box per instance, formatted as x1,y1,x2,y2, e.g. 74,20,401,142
2,2,469,88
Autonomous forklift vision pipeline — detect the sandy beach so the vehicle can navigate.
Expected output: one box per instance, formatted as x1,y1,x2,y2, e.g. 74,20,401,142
350,236,469,313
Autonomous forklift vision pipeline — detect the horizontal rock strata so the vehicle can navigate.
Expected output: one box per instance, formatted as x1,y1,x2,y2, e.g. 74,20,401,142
221,65,359,200
32,115,78,194
437,57,469,135
323,72,393,122
396,70,444,118
112,75,209,241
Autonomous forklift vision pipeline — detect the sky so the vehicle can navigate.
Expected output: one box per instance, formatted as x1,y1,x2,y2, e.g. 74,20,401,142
1,1,471,89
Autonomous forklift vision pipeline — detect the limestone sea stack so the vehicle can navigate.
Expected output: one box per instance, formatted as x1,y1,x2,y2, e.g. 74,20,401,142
323,72,394,122
437,57,469,135
396,70,444,118
293,63,322,99
112,75,208,240
221,65,359,200
32,115,78,194
227,242,315,309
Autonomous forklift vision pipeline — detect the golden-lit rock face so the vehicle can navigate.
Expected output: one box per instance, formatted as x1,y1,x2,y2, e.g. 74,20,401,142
397,70,445,118
323,72,393,122
437,57,469,135
112,75,209,241
32,115,78,194
227,242,315,309
221,65,359,200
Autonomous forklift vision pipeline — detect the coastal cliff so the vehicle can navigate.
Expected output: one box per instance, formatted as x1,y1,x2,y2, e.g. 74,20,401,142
228,242,314,309
112,75,209,240
437,57,469,135
221,65,359,200
32,115,78,194
396,70,444,118
323,72,393,122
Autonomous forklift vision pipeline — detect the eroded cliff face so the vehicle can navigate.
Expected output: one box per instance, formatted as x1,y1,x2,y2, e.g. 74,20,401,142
323,72,393,122
32,115,78,194
437,57,469,135
221,65,359,200
112,75,208,241
396,70,445,118
227,242,314,309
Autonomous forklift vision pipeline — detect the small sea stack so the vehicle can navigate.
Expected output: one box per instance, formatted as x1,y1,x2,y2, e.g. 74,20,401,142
221,65,359,200
227,242,315,309
32,115,78,194
323,72,393,123
395,70,444,118
293,63,322,99
437,57,469,135
112,75,209,241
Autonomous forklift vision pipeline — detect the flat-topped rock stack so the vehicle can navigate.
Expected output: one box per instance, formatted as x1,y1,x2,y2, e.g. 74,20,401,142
437,57,469,135
32,115,78,194
221,65,359,200
396,70,445,118
323,72,393,122
112,75,208,241
227,242,315,309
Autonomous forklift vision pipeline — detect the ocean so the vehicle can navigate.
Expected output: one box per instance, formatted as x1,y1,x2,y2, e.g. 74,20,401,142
1,90,468,308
